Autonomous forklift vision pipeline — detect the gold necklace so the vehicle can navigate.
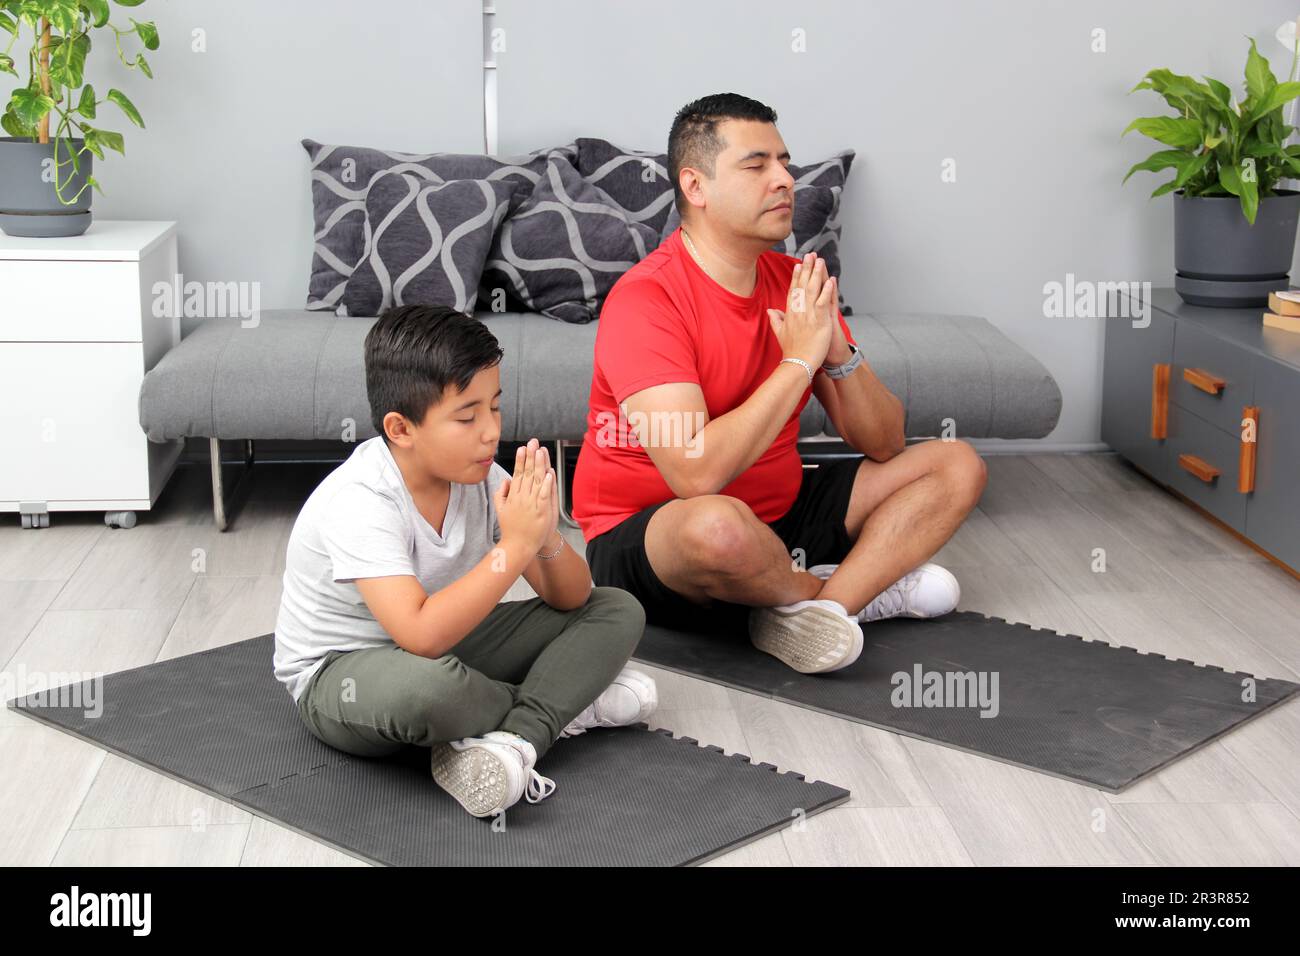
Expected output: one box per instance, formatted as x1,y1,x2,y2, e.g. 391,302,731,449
682,228,757,297
680,228,710,279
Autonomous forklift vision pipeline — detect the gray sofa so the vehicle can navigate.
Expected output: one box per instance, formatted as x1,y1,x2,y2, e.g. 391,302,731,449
138,307,1062,530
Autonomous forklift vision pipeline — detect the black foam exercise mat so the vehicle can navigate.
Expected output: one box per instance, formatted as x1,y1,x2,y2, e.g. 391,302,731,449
631,610,1300,792
7,635,848,866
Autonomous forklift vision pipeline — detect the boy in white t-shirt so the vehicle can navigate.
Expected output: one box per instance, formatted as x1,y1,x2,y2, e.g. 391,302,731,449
274,305,655,818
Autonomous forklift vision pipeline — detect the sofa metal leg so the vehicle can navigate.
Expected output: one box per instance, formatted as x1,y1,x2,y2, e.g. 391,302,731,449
210,438,255,532
553,439,580,530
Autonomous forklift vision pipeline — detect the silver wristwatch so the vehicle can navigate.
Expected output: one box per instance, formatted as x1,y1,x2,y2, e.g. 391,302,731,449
822,342,862,379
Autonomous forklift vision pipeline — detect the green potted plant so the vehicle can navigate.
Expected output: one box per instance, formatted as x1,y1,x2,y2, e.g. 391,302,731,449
1122,34,1300,307
0,0,157,238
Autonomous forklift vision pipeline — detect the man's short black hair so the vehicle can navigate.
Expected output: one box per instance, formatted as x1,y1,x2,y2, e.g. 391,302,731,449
667,93,779,221
363,305,504,441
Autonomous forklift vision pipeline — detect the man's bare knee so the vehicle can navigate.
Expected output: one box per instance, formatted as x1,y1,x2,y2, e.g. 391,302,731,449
648,495,758,582
677,496,761,577
941,439,987,504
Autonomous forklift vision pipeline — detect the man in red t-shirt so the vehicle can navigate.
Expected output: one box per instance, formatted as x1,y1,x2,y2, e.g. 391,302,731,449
573,94,987,674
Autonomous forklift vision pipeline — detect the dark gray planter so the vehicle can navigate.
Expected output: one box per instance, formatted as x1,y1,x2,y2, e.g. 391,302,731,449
1173,188,1300,307
0,136,93,238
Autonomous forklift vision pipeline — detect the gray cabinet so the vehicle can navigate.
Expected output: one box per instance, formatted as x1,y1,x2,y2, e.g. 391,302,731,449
1165,399,1248,535
1247,356,1300,570
1102,288,1300,572
1171,321,1255,434
1100,307,1174,478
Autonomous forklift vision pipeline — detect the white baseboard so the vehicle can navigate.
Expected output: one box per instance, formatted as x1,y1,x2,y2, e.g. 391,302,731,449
798,435,1112,456
963,439,1111,455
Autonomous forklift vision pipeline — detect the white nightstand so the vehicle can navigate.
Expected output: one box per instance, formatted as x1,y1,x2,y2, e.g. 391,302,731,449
0,220,184,529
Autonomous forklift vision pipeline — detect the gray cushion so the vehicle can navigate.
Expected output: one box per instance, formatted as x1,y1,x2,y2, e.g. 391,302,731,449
338,173,521,317
139,310,1062,444
302,138,578,313
480,155,660,323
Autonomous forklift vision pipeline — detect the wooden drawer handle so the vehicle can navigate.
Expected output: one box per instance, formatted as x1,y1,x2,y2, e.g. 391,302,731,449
1183,367,1226,394
1239,405,1258,494
1178,453,1220,483
1151,363,1170,439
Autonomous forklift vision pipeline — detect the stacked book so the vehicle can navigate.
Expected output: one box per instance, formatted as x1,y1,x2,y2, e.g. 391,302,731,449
1264,291,1300,334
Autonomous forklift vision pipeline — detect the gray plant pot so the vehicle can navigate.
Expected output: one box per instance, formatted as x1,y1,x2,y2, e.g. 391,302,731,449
1173,189,1300,307
0,136,93,238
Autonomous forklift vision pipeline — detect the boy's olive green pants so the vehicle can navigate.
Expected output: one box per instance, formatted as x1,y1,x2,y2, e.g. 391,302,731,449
295,586,645,762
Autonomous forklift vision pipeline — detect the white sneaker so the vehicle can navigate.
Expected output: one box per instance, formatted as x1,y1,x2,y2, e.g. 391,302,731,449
810,562,961,622
559,667,658,738
748,598,863,674
429,730,556,818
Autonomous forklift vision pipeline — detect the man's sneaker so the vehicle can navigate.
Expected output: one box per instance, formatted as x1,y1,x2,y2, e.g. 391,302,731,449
748,598,863,674
809,562,961,622
559,667,658,738
429,730,556,818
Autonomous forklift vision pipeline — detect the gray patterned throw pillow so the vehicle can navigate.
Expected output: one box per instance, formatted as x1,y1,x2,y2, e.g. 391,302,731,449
479,155,659,324
337,173,522,318
574,137,678,236
302,138,578,312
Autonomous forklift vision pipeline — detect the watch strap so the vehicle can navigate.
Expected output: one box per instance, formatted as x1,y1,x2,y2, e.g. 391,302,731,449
822,342,862,379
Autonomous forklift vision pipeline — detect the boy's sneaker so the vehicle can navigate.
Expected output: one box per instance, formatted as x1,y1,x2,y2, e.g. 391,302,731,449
559,667,658,738
748,598,863,674
809,562,961,622
429,730,556,818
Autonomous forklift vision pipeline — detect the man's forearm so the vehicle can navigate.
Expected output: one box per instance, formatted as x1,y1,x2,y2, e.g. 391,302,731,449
681,361,813,495
833,363,906,460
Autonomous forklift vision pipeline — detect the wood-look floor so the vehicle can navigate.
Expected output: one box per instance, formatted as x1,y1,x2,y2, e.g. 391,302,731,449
1,452,1297,867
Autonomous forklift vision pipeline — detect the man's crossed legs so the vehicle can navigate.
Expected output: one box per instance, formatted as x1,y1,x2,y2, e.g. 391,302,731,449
586,438,987,673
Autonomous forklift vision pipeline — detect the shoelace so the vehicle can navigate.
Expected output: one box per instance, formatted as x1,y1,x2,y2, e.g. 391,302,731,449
559,703,596,738
525,769,557,803
489,732,559,803
865,570,922,620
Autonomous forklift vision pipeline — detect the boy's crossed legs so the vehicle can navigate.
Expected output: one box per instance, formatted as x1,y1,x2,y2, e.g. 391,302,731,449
297,586,648,814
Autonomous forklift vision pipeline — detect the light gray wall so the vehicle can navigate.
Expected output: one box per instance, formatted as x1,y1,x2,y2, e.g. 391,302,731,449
83,0,484,329
495,0,1299,448
80,0,1300,448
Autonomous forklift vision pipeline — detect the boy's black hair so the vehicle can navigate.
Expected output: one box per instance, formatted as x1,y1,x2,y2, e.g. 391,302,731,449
667,93,779,221
363,305,504,442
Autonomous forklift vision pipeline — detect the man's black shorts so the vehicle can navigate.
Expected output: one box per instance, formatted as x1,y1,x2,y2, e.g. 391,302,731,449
584,456,864,633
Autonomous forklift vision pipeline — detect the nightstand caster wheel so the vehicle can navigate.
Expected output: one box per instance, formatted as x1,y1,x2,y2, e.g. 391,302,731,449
105,510,137,529
21,512,49,529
